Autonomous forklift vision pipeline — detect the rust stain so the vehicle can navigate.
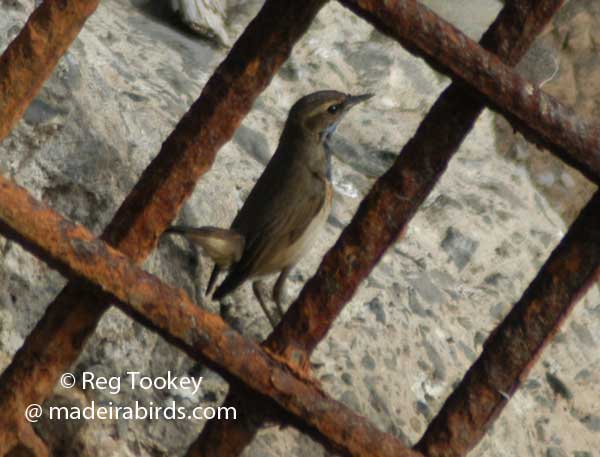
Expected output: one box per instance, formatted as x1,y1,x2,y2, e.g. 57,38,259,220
246,58,261,78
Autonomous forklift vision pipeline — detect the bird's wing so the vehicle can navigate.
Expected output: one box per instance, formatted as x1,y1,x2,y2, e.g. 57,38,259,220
238,173,326,273
213,155,327,299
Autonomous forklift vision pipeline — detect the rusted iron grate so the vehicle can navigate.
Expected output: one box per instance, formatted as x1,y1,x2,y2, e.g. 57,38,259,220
0,1,598,456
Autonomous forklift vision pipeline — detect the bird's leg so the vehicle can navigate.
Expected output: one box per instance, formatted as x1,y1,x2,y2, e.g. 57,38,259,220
253,280,277,328
272,266,292,319
206,265,221,296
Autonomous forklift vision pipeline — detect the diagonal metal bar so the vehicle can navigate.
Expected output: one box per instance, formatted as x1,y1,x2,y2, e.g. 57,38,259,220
339,0,600,185
187,1,565,455
0,173,421,457
0,0,328,452
0,0,100,142
415,190,600,457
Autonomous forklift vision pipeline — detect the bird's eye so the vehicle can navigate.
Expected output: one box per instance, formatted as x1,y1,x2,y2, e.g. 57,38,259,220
328,104,340,114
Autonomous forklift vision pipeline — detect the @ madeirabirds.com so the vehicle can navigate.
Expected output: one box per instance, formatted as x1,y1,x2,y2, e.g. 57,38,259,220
24,371,237,423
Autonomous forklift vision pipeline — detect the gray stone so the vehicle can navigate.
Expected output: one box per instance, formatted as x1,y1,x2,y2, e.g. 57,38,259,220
547,447,568,457
490,302,507,321
407,272,446,306
367,297,386,324
339,390,361,412
535,417,549,442
458,341,477,362
524,379,542,391
570,321,597,348
441,227,479,270
361,353,376,371
545,372,573,400
278,59,301,82
575,369,591,382
328,135,392,178
234,125,271,166
339,41,394,85
580,414,600,432
368,386,389,414
474,331,487,347
23,98,65,125
420,0,502,39
415,400,431,419
423,340,446,381
341,372,352,385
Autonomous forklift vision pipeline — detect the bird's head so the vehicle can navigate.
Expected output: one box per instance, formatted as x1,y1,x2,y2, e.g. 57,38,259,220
286,90,373,143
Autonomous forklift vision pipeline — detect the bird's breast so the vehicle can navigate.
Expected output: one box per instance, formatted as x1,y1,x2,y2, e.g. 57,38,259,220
292,178,332,260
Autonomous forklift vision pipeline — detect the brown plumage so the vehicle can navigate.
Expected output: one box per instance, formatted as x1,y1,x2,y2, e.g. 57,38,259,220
165,90,372,326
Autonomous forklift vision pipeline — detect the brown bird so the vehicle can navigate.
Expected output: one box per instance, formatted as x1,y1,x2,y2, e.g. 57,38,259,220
165,90,372,326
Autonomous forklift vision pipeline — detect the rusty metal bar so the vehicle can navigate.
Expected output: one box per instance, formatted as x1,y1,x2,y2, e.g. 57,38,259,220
0,173,421,457
186,391,253,456
415,190,600,457
339,0,600,185
0,0,328,453
0,0,100,142
187,1,565,455
2,421,49,457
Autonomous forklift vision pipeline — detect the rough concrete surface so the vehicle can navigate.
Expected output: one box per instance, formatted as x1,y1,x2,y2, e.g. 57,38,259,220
0,0,598,456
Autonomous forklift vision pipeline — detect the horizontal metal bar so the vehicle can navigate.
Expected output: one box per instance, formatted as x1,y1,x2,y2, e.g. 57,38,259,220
339,0,600,185
0,173,421,457
0,0,329,453
416,190,600,456
0,0,100,142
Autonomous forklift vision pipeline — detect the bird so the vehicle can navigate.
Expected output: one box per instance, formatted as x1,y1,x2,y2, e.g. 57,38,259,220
164,90,373,326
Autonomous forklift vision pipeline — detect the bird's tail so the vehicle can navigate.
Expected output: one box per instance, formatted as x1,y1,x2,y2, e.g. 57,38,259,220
212,269,246,301
163,226,244,269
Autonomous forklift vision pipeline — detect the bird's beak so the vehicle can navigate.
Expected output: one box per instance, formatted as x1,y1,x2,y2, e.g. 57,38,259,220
345,93,374,108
